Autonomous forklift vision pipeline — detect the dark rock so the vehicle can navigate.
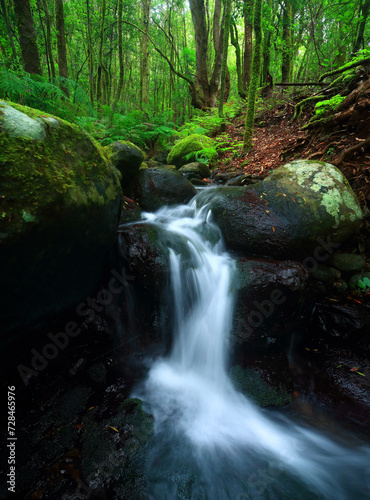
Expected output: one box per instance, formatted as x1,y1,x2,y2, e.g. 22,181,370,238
331,252,366,271
178,161,211,180
119,196,142,225
130,167,196,211
310,265,341,284
198,160,362,259
232,257,308,348
105,140,144,189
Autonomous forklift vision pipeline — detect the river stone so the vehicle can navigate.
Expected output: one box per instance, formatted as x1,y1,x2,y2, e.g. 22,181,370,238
0,100,122,336
130,167,196,211
331,252,366,271
200,160,362,259
105,140,144,189
232,257,308,348
167,134,215,168
179,162,211,180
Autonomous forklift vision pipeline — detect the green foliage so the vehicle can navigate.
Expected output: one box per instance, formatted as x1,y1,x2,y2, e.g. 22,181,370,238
358,277,370,290
0,69,94,121
315,94,346,116
183,146,218,165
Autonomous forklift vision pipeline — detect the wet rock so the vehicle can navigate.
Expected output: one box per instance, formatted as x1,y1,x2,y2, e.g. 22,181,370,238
331,252,366,271
0,100,122,336
199,160,362,259
130,167,196,211
310,265,341,284
105,140,145,188
178,161,211,180
119,196,142,225
230,352,293,407
232,258,308,349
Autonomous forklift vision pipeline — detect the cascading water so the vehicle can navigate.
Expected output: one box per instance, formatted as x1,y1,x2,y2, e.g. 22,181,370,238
133,191,370,500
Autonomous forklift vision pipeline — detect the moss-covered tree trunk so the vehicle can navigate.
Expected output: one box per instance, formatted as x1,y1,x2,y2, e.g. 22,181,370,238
262,0,273,84
243,0,253,91
218,0,232,117
0,0,17,61
40,0,55,79
243,0,262,153
230,21,246,99
86,0,94,106
55,0,69,96
353,0,370,54
111,0,123,116
281,0,292,82
12,0,42,75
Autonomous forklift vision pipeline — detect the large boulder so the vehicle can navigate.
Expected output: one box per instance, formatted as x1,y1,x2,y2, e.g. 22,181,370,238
130,167,196,211
167,134,215,168
105,140,144,190
200,160,362,259
0,101,122,335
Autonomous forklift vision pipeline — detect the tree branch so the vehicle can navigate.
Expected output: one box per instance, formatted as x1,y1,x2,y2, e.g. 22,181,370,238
319,57,370,81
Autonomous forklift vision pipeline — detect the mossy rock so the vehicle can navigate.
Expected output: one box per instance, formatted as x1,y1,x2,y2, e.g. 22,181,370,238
178,161,211,181
167,134,216,169
0,100,122,336
230,365,292,407
199,160,362,259
105,140,145,191
119,196,142,225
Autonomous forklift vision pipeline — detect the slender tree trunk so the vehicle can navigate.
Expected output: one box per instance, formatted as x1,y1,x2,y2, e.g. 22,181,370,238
218,0,232,117
353,0,370,54
55,0,69,96
189,0,209,105
12,0,42,75
0,0,17,60
243,0,262,152
86,0,94,106
281,0,292,82
140,0,151,113
243,0,253,91
230,21,246,98
111,0,123,114
40,0,55,78
262,0,273,83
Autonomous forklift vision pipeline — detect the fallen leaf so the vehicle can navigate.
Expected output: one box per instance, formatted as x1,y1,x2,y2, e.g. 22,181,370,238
108,426,119,432
272,226,275,232
350,367,360,372
357,372,365,376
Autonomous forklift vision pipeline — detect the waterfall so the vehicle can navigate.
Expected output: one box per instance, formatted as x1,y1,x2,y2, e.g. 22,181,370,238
133,192,370,500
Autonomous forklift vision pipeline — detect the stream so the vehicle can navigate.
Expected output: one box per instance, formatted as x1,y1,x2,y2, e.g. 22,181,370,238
132,191,370,500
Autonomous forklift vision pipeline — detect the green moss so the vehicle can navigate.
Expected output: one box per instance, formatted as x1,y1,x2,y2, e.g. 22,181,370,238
167,134,216,168
230,365,292,407
0,100,121,234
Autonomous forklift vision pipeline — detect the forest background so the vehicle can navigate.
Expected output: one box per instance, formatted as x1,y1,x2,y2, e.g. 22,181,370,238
1,0,370,155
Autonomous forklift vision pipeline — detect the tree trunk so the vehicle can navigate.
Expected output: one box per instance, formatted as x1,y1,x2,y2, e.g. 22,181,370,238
230,21,246,98
353,0,370,54
111,0,123,114
140,0,151,113
55,0,68,95
218,0,232,117
189,0,209,106
86,0,94,106
40,0,55,78
262,0,273,84
243,0,253,91
281,0,292,82
12,0,42,75
0,0,17,61
243,0,262,152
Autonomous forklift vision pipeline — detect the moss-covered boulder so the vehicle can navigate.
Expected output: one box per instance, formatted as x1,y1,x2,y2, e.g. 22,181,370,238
119,196,142,225
105,140,144,190
200,160,362,259
178,161,211,181
0,100,122,335
167,134,215,168
130,167,196,211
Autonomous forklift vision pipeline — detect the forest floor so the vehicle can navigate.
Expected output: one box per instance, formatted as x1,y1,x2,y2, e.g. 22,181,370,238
215,91,370,209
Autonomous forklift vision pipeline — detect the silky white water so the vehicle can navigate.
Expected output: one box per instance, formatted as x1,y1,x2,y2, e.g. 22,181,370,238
133,192,370,500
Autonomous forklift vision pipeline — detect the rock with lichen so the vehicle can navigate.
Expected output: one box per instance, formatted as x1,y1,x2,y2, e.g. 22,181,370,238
0,100,122,335
197,160,362,259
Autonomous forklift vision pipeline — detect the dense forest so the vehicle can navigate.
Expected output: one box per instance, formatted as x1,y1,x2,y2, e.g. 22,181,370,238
1,0,370,153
